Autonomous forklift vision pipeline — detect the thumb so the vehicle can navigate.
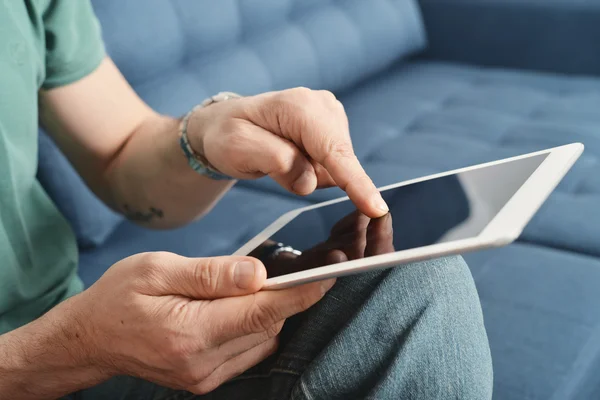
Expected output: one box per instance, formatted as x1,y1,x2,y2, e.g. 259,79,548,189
135,253,267,299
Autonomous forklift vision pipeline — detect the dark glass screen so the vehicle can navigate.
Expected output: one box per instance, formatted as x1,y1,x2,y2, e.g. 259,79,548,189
251,154,547,278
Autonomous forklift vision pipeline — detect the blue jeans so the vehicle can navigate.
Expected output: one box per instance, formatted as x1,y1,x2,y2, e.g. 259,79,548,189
68,256,493,399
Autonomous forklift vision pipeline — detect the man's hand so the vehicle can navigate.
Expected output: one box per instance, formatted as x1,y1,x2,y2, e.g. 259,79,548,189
188,88,389,218
84,253,334,394
0,253,334,398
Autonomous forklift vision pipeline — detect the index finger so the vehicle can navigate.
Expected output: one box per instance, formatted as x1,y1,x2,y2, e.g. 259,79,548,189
292,97,388,217
321,145,388,218
248,89,387,217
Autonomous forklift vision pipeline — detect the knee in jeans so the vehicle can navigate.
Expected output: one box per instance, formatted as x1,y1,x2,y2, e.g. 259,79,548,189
391,255,480,310
377,256,493,398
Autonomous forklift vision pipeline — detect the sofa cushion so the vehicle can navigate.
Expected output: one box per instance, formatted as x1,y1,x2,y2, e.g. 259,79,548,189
241,61,600,256
465,243,600,400
38,0,426,248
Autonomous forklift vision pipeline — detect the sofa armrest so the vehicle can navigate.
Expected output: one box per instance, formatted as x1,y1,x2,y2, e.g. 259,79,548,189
418,0,600,76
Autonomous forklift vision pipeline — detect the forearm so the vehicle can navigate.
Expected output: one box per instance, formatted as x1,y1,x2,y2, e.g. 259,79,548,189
0,298,107,399
101,114,235,229
40,58,234,229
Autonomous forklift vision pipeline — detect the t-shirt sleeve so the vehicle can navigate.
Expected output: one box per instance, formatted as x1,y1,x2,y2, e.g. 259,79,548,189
42,0,106,89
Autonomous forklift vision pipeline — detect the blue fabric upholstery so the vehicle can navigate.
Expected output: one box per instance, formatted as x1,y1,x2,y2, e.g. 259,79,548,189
419,0,600,76
93,0,426,95
465,244,600,400
33,0,600,398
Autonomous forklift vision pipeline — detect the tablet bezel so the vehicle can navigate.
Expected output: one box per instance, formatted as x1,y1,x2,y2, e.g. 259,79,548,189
234,143,584,289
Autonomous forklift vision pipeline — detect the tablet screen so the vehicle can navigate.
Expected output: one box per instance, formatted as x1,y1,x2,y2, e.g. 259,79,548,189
250,154,548,278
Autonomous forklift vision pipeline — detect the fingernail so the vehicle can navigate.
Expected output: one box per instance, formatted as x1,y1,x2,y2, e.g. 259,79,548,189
234,261,256,289
320,278,336,295
292,171,316,194
372,195,389,214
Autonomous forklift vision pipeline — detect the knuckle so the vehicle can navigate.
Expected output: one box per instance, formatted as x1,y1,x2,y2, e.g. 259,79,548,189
265,321,284,339
194,258,222,296
163,336,193,361
137,251,164,269
162,351,199,383
191,377,220,396
221,117,244,135
347,173,374,193
272,95,301,119
351,172,373,186
318,89,337,102
265,337,279,356
272,90,319,138
182,369,210,389
133,252,155,265
354,237,368,252
270,150,294,173
291,86,312,99
221,125,246,152
375,224,394,240
246,299,280,333
282,88,314,112
317,90,345,113
274,90,309,114
296,290,320,312
134,252,172,280
329,141,355,159
169,350,211,385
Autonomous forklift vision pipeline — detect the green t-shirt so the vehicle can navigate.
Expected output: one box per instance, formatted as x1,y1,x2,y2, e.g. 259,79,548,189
0,0,105,334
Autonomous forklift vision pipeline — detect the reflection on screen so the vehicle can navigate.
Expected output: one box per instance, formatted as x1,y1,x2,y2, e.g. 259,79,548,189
251,154,547,278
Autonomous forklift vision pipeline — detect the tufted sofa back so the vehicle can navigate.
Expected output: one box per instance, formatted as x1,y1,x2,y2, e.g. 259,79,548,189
91,0,426,114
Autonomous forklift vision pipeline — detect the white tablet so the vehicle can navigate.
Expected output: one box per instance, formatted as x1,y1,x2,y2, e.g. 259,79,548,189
235,143,584,290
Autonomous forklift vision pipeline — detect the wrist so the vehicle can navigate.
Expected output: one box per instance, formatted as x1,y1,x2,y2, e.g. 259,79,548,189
180,93,241,180
0,295,111,398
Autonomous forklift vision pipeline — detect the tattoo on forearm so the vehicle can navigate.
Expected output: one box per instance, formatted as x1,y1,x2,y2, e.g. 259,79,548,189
122,204,164,222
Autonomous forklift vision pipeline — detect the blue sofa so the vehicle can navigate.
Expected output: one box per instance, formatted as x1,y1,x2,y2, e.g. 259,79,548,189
37,1,600,398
